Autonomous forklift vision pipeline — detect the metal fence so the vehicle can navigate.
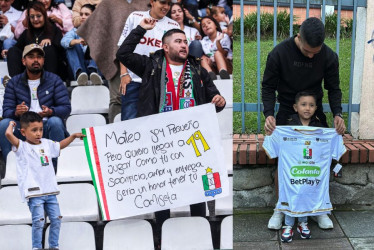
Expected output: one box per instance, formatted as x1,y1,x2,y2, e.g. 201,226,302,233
233,0,367,133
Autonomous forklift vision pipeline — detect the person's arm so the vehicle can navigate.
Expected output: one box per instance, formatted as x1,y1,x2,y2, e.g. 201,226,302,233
261,51,279,135
216,33,229,57
71,0,83,28
61,29,77,49
116,18,156,84
5,121,20,148
324,50,345,134
14,10,26,39
56,4,74,33
59,133,85,149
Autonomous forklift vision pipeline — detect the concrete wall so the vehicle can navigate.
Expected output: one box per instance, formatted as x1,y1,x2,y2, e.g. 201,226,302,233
234,164,374,208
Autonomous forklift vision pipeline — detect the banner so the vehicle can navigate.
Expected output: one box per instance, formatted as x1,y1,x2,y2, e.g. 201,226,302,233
82,104,229,220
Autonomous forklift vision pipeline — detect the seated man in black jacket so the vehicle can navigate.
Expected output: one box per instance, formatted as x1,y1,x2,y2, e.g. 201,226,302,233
262,17,345,230
116,17,225,246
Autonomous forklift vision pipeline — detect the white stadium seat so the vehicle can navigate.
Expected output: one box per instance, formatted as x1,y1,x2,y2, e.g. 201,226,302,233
206,176,233,216
66,114,107,146
113,113,121,123
2,151,18,185
56,146,92,183
103,219,154,250
50,184,100,222
71,86,109,114
45,222,96,249
216,107,233,140
161,217,213,250
213,79,233,107
0,186,31,225
220,216,233,249
0,225,32,249
221,138,233,174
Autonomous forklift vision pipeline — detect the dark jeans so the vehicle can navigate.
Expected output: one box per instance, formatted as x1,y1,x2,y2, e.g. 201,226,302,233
121,81,140,121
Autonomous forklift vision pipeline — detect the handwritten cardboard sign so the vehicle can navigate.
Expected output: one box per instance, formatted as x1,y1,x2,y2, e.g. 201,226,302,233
82,104,229,220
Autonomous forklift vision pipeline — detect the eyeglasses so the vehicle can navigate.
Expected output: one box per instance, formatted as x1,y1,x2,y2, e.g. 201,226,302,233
29,14,43,20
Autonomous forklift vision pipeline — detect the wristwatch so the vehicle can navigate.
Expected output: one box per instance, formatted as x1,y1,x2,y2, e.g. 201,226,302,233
335,113,343,118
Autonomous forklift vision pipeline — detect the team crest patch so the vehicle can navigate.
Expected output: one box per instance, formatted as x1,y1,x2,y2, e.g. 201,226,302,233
163,92,173,112
40,148,49,166
202,167,222,197
179,98,195,109
303,148,312,159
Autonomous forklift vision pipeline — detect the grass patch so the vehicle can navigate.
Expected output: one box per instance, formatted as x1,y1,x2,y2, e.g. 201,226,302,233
233,38,352,134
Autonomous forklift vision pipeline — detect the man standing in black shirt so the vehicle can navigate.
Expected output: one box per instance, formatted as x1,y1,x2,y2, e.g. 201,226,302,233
262,17,345,230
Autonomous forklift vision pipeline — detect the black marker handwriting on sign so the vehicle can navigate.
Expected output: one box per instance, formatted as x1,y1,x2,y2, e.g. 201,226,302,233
151,141,174,155
107,161,130,174
134,193,177,208
107,168,172,187
116,188,136,201
166,120,199,135
105,130,141,147
149,128,166,143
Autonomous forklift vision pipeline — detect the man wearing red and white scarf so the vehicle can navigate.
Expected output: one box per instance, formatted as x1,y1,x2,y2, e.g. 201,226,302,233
116,17,226,246
116,17,225,117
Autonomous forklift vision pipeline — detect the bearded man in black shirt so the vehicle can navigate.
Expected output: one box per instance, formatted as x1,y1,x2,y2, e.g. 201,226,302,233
262,17,345,230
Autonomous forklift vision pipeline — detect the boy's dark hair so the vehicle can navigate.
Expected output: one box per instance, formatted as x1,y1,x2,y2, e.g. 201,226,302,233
81,3,96,12
20,111,43,129
295,91,317,104
299,17,325,47
162,28,186,44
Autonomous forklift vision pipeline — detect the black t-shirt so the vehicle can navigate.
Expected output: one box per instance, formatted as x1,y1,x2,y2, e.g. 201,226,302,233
261,36,342,118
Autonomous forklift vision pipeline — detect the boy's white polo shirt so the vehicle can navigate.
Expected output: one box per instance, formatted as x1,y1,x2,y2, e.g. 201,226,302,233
13,139,60,202
263,126,346,217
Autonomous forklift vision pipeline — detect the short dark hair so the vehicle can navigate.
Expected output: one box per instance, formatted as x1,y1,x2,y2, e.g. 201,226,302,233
161,28,186,44
295,91,317,104
20,111,43,129
299,17,325,47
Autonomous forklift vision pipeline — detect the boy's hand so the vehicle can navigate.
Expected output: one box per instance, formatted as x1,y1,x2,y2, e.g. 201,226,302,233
74,133,86,140
8,121,16,130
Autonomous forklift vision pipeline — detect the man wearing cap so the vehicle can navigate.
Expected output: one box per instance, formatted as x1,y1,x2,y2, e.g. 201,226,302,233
0,44,71,176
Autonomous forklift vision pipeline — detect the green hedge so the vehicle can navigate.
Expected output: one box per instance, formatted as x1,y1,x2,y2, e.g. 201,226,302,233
233,11,353,40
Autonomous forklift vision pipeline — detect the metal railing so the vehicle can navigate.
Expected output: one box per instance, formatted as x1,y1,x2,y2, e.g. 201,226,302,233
234,0,367,133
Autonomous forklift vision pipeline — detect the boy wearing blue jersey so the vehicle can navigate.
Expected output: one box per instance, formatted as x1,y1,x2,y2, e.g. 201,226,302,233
281,91,322,242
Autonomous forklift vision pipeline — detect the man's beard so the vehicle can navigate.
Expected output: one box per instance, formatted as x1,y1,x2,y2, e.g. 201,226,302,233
169,51,187,63
28,66,42,74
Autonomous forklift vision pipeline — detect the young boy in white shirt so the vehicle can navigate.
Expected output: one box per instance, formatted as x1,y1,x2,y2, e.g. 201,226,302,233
5,111,85,250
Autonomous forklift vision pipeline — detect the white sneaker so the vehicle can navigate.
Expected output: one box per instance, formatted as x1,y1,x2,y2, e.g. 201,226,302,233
77,72,88,86
316,214,334,229
89,72,103,85
268,210,284,230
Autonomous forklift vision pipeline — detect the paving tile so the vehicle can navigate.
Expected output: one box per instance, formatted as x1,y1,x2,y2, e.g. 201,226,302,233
349,237,374,250
234,214,278,242
281,238,353,250
234,241,280,250
334,211,374,237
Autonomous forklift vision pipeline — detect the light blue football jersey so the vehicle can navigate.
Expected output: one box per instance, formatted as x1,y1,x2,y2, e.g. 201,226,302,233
263,126,346,217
